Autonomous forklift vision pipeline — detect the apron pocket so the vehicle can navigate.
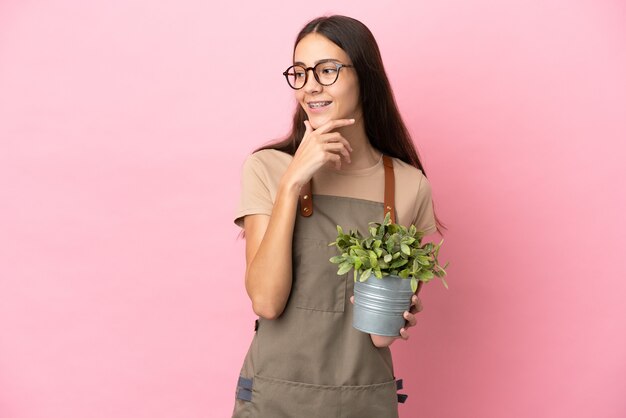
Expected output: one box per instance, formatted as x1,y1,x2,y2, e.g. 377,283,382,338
292,237,348,313
252,374,340,417
251,375,398,418
339,379,399,418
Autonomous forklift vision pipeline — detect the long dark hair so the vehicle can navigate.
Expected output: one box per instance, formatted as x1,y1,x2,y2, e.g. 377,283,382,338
256,15,445,234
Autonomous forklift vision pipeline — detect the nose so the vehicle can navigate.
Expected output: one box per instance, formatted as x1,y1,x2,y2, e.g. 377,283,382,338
303,68,322,93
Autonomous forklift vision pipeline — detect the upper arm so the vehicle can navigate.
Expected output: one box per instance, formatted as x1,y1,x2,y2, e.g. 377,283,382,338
243,214,271,272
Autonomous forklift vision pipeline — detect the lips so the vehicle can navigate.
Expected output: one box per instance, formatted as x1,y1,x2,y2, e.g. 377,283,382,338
308,101,332,109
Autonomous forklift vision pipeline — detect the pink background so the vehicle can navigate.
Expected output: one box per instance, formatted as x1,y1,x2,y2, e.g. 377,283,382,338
1,1,625,417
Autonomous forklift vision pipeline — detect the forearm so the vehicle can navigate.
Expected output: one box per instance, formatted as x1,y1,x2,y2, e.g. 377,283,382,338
245,179,300,319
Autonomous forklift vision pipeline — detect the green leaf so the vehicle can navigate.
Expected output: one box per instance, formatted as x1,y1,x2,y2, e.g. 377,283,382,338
354,248,368,257
412,258,420,272
359,268,372,282
390,259,408,269
329,256,344,264
411,277,418,293
402,237,416,245
384,254,393,263
401,243,411,255
399,268,410,278
354,257,362,270
337,262,352,275
337,225,344,235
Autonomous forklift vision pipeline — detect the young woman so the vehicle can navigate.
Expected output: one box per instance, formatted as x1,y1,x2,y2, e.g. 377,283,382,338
232,15,443,418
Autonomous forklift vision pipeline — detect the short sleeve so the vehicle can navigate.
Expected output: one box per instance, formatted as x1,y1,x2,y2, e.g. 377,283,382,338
412,175,437,235
233,154,274,228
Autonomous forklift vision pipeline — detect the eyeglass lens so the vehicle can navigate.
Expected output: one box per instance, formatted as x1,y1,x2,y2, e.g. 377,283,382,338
285,63,341,89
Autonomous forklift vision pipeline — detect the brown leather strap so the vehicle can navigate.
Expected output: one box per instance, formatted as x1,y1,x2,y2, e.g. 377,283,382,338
299,155,396,220
299,180,313,217
382,155,396,223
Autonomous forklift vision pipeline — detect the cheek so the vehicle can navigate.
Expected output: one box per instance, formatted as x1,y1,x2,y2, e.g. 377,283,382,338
336,88,359,113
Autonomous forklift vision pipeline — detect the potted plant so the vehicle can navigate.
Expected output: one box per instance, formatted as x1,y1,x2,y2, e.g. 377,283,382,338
329,212,449,337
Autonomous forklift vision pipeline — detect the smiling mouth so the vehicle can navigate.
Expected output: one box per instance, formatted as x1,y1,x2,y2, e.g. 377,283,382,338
308,101,332,109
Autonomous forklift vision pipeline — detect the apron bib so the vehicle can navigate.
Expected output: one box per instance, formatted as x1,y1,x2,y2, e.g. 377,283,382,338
233,156,406,418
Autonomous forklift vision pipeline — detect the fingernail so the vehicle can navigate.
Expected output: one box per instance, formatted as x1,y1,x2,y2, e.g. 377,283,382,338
350,118,355,122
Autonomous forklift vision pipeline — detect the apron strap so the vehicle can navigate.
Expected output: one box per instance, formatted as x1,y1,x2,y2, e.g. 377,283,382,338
382,155,396,223
299,154,396,220
299,179,313,217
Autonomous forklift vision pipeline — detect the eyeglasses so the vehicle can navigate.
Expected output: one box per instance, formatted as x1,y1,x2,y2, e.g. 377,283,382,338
282,61,354,90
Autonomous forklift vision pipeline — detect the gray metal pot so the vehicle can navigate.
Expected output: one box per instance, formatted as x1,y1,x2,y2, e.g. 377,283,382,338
352,274,414,337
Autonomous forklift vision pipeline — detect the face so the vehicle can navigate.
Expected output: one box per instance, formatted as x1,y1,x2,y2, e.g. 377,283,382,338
292,33,361,129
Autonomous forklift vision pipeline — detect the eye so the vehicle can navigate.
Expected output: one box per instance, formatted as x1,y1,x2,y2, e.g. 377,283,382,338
319,65,338,74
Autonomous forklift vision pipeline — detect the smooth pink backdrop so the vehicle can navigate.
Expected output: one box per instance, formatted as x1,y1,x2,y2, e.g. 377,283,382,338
1,1,625,417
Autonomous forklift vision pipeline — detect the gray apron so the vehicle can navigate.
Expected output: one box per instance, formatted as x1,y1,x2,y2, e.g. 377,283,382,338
233,156,407,418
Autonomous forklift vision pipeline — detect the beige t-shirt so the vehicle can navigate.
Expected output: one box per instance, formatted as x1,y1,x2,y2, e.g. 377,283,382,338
234,149,437,235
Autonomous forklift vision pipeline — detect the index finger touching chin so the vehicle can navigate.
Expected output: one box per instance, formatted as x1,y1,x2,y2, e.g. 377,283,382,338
318,118,355,133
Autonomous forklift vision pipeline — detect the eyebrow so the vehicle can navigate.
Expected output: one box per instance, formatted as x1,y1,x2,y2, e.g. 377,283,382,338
293,58,342,66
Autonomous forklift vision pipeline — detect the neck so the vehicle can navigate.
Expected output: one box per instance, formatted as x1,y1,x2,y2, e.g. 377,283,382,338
331,119,380,170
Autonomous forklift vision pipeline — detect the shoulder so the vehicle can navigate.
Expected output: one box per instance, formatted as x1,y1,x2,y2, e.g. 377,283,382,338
243,149,293,182
390,157,429,192
243,149,293,179
246,148,293,166
390,157,436,233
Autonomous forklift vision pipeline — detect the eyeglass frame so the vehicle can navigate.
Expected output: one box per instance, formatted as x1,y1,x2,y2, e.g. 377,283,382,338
282,60,355,90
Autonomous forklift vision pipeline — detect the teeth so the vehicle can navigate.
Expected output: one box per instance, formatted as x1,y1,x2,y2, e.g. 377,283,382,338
309,101,331,108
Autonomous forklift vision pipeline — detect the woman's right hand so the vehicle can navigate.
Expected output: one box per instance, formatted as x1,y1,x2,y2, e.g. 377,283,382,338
284,118,355,188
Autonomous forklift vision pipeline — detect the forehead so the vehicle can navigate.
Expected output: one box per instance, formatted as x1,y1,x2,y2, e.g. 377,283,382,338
293,33,350,66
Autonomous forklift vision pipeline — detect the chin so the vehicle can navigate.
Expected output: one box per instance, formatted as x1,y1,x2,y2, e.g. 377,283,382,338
307,114,336,129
